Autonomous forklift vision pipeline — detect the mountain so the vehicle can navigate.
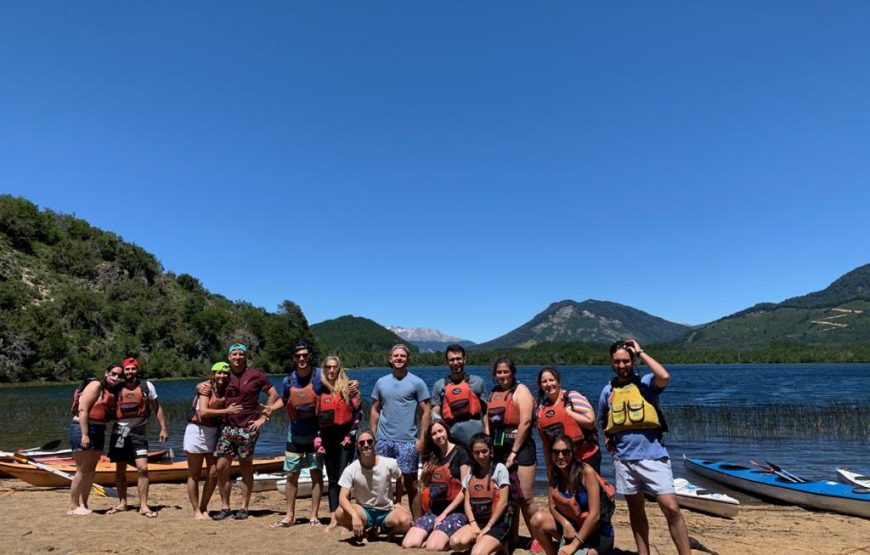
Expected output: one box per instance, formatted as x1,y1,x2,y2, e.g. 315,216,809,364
474,299,692,350
312,315,417,354
682,264,870,348
386,326,476,353
0,195,318,382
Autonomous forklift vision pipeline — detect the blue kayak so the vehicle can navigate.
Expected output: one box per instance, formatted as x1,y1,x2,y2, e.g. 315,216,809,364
684,457,870,519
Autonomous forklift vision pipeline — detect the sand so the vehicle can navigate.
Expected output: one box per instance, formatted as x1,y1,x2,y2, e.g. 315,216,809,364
1,479,868,555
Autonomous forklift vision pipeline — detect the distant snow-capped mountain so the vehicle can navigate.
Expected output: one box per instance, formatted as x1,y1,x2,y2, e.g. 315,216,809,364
386,326,476,353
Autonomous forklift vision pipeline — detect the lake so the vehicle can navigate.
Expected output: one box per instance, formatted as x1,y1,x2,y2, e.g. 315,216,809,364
2,363,868,499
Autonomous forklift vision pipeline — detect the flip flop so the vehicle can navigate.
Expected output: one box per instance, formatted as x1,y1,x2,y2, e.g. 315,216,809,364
106,506,126,515
139,511,158,518
270,520,293,528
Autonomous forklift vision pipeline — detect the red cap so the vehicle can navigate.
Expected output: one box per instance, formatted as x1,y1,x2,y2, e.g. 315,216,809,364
123,357,139,369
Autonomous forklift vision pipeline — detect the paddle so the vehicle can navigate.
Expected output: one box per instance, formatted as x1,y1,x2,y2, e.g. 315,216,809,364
749,459,800,483
19,439,62,453
12,454,118,498
764,460,806,483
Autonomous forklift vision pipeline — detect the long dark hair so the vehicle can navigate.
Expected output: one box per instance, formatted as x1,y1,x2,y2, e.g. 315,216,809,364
546,434,586,496
422,419,453,465
468,432,494,475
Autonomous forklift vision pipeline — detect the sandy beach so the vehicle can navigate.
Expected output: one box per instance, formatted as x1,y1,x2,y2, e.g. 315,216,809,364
1,479,868,555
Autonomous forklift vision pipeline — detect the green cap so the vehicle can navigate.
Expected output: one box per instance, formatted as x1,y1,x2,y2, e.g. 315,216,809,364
211,362,231,372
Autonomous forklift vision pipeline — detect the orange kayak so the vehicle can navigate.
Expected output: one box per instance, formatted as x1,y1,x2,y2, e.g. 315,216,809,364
0,456,283,487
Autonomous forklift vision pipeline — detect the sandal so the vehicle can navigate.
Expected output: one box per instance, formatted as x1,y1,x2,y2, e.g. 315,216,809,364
233,509,249,520
106,506,126,515
270,520,293,528
212,509,233,521
139,510,158,518
308,518,322,527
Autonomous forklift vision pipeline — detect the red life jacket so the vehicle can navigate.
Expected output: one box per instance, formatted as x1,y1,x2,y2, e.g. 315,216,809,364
467,468,501,521
536,390,599,461
116,381,151,419
317,391,354,428
487,387,520,429
286,380,318,420
441,379,482,423
189,390,226,428
421,448,463,514
71,379,116,424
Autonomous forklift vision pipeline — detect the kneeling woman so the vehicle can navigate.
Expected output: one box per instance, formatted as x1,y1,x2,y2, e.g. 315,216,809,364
183,362,240,519
449,433,511,555
529,435,615,555
402,420,471,550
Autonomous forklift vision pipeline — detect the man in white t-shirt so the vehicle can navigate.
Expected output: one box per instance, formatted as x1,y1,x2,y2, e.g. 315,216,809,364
107,357,168,518
335,429,412,542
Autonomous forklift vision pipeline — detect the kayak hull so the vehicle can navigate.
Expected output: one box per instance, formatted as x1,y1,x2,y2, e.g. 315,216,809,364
685,458,870,519
673,477,740,518
0,456,283,487
0,449,170,478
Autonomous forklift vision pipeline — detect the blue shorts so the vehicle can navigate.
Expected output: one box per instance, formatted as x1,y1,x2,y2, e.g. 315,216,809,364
69,421,106,452
375,439,419,474
614,457,676,496
362,506,393,529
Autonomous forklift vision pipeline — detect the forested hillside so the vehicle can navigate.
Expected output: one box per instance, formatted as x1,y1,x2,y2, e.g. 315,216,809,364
0,195,317,382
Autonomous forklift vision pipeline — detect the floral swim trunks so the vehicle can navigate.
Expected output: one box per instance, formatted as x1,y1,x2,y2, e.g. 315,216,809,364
412,512,468,536
214,425,260,459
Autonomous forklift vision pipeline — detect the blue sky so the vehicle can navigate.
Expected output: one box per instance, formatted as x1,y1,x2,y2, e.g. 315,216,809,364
2,2,869,343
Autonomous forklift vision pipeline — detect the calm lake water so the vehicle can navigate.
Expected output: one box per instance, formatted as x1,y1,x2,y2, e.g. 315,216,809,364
3,363,868,499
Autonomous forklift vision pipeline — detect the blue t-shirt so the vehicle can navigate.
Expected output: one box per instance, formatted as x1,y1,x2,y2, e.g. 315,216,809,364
282,367,323,443
371,371,430,442
598,372,669,461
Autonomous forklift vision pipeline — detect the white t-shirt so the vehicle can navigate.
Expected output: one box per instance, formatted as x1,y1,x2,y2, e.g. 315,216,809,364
114,380,159,432
338,455,402,511
461,462,510,490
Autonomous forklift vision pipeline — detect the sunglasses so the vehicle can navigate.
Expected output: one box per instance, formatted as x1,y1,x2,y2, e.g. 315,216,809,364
551,448,572,457
324,364,338,369
293,352,310,359
357,439,374,446
108,372,123,378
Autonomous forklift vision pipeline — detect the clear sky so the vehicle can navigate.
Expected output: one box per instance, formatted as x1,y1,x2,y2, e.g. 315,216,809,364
2,2,869,343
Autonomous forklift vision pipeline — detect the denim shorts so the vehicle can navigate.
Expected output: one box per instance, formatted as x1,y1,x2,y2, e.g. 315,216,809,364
614,457,676,496
69,421,106,452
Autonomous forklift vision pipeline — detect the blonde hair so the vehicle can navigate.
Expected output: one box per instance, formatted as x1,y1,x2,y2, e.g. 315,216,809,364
321,355,352,402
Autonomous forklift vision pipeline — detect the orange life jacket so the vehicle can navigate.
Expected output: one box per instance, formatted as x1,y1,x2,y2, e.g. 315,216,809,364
421,448,464,514
441,379,482,423
487,387,520,429
286,380,318,421
467,468,501,521
536,390,599,461
71,379,116,424
317,391,354,428
116,381,151,419
189,390,226,428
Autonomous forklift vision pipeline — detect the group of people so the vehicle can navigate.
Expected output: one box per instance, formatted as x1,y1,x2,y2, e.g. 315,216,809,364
68,339,692,555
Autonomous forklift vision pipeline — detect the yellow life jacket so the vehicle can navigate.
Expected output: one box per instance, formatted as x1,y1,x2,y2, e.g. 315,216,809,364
605,377,662,435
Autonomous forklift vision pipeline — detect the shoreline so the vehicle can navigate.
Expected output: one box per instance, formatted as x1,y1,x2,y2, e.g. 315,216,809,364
2,480,868,554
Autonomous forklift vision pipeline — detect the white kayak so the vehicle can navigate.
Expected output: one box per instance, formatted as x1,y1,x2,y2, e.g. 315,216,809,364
235,472,287,493
673,477,740,518
276,468,329,497
836,468,870,490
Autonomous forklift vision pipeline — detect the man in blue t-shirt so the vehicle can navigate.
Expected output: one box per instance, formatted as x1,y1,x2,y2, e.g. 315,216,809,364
370,344,430,516
270,340,324,527
598,339,690,555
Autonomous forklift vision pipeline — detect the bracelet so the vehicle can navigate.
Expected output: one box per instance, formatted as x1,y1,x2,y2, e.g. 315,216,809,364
636,350,645,356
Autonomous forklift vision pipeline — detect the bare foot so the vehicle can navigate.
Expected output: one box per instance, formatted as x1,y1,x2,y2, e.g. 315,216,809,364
194,511,210,520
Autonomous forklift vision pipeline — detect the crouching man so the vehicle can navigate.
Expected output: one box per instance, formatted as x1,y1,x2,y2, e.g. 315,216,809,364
334,429,412,543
